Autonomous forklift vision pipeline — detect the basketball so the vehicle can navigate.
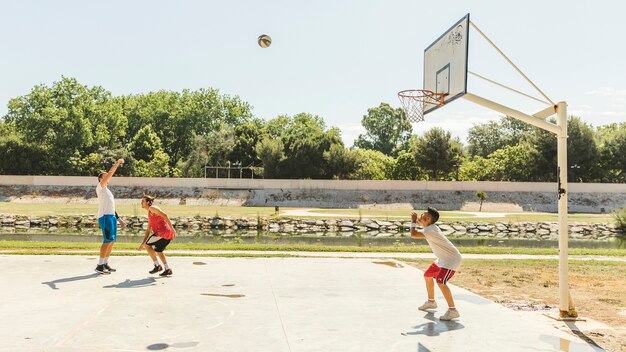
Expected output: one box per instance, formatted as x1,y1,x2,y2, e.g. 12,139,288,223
258,34,272,48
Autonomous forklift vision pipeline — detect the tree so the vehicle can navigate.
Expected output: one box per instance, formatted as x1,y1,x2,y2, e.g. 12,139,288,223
255,137,284,179
476,191,487,212
389,150,426,180
323,144,360,179
597,123,626,183
467,116,532,157
351,149,395,180
268,113,344,179
412,128,463,181
178,125,235,178
4,77,127,175
229,119,265,167
529,116,600,182
353,103,412,156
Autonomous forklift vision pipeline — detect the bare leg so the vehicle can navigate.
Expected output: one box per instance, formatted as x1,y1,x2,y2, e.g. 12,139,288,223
144,246,158,263
156,252,168,266
105,242,114,258
99,243,108,259
425,276,435,300
437,283,456,308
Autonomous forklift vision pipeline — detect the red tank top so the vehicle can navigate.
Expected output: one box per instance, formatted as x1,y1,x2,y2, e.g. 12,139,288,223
148,211,174,240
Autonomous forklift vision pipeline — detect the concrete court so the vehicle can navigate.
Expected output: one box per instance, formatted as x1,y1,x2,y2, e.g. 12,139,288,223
0,255,604,352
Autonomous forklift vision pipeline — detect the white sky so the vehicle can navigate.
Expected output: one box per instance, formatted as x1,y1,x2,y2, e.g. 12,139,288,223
1,0,625,146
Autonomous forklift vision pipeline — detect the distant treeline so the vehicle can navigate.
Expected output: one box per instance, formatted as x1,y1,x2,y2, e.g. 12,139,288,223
0,77,624,182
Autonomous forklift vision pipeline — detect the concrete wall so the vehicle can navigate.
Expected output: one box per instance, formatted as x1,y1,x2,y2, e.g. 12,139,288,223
0,176,625,213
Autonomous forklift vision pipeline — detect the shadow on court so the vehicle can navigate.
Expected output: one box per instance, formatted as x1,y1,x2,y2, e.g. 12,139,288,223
103,277,158,288
42,273,100,290
402,312,465,337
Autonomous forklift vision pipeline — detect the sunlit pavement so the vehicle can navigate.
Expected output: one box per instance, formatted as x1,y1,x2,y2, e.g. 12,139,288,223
0,255,604,352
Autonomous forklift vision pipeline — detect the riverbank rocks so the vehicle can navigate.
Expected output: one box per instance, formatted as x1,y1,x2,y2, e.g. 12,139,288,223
0,213,623,240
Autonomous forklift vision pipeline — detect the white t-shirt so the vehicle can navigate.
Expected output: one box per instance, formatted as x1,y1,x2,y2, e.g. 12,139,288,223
422,224,462,271
96,183,116,218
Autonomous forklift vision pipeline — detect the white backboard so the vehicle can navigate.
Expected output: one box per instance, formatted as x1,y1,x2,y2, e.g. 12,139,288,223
423,14,470,114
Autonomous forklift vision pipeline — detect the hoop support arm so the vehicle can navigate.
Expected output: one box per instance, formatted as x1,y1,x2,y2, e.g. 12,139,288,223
462,93,561,135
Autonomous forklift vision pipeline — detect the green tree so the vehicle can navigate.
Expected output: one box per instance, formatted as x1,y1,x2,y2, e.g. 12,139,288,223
128,125,163,162
412,128,463,180
597,123,626,182
255,137,285,179
476,191,487,212
323,144,361,179
270,113,344,179
353,103,412,156
529,116,600,182
351,149,395,180
467,116,532,157
229,119,265,167
178,125,235,178
4,77,127,175
390,149,425,180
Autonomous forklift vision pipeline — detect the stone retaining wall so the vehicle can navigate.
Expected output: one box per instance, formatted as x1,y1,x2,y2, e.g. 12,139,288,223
1,214,622,240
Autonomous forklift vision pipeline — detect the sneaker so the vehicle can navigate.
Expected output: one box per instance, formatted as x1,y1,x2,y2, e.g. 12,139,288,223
103,263,116,272
159,269,172,277
439,309,460,321
418,300,438,311
95,264,110,275
149,264,163,274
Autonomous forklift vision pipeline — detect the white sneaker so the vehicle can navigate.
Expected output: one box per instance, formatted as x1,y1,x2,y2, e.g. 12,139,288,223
439,309,460,321
418,300,437,311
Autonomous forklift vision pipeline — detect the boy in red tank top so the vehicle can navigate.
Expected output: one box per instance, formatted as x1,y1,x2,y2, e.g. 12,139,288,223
139,195,176,276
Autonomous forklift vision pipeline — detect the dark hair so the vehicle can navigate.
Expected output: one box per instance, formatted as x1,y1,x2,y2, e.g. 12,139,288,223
427,207,440,224
142,194,155,206
97,171,107,181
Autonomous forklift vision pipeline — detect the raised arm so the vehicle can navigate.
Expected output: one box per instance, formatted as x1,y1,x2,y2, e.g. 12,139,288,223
410,211,426,239
100,159,124,188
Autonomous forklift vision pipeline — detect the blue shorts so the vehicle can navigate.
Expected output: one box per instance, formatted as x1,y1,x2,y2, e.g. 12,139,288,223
98,215,117,243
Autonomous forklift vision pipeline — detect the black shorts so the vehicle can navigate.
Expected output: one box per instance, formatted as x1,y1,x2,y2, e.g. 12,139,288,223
145,234,171,253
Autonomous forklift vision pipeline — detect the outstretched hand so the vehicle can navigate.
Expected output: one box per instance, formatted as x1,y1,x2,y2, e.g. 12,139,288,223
411,211,418,222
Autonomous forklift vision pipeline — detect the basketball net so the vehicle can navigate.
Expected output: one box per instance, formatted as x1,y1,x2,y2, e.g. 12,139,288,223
397,90,444,123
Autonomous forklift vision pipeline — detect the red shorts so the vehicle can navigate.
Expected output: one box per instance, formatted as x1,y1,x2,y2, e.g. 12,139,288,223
424,262,455,284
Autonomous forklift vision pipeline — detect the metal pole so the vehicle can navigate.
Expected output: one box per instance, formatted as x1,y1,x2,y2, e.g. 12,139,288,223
557,101,576,317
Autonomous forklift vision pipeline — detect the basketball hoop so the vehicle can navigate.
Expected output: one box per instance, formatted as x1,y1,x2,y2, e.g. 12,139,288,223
397,90,444,123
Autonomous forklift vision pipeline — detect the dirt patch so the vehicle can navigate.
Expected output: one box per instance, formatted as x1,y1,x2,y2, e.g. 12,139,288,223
372,261,404,268
403,259,626,352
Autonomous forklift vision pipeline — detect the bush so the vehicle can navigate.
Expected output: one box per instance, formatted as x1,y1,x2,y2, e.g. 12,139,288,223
613,207,626,230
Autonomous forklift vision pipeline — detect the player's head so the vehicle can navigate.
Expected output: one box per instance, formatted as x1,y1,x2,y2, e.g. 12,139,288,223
97,171,107,182
141,194,155,208
422,207,440,225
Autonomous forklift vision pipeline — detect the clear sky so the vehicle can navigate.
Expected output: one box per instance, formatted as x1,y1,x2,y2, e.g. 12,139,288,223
1,0,624,146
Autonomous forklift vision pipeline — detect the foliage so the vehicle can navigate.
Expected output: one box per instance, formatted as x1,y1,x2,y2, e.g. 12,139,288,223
323,144,361,179
466,116,532,158
613,207,626,231
351,149,395,180
353,103,412,157
596,123,626,183
3,77,127,175
412,128,463,180
389,149,425,180
255,137,285,179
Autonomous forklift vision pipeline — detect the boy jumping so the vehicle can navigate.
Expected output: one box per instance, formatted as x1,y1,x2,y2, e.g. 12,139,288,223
410,207,462,321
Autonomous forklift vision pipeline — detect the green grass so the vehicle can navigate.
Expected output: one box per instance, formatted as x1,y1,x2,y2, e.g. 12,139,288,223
1,240,624,256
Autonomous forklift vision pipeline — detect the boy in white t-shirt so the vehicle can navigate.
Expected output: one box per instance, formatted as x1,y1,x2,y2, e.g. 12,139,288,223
95,159,126,274
410,207,462,321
